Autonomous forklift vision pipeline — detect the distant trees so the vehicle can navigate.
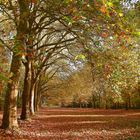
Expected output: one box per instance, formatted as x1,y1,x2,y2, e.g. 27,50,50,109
45,46,139,109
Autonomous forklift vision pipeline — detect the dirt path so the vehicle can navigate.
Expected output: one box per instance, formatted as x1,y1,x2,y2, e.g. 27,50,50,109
0,108,140,140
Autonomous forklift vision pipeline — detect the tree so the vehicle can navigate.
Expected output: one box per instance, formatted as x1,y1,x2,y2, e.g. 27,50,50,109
1,0,30,129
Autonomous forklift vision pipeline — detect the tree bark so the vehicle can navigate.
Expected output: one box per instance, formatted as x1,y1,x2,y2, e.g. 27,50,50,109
128,95,131,109
29,59,36,115
1,0,30,129
34,82,39,112
20,60,31,120
29,83,35,115
1,52,21,129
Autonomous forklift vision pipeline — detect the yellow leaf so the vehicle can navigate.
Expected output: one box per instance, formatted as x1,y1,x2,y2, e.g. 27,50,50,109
119,13,123,17
134,31,140,36
75,54,86,61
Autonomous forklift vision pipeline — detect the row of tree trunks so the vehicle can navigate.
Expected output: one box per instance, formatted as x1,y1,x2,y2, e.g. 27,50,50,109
20,58,43,119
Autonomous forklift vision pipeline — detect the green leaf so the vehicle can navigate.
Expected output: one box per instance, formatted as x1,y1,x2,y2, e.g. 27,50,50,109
107,2,113,7
63,16,73,25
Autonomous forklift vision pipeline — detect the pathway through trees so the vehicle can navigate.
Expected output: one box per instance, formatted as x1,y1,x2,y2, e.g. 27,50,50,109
0,108,140,140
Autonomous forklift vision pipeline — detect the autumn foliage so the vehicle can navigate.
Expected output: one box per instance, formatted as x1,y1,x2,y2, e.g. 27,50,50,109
0,0,139,139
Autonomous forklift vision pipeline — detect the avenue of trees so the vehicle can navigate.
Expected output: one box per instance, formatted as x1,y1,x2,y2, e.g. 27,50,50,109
0,0,139,130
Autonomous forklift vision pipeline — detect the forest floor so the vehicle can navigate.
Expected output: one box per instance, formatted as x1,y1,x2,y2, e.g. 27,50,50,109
0,108,140,140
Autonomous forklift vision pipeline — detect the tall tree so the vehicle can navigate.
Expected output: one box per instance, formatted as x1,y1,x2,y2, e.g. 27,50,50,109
1,0,30,129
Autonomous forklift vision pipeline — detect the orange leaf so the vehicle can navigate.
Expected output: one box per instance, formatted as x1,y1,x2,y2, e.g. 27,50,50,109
101,32,108,38
100,6,107,13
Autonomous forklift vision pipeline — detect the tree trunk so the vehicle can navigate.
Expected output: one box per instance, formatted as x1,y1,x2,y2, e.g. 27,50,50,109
20,60,31,120
125,101,128,110
1,0,30,129
34,82,39,112
36,82,42,110
29,58,36,115
128,95,131,109
38,91,42,109
1,52,21,129
98,93,101,108
29,83,35,115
